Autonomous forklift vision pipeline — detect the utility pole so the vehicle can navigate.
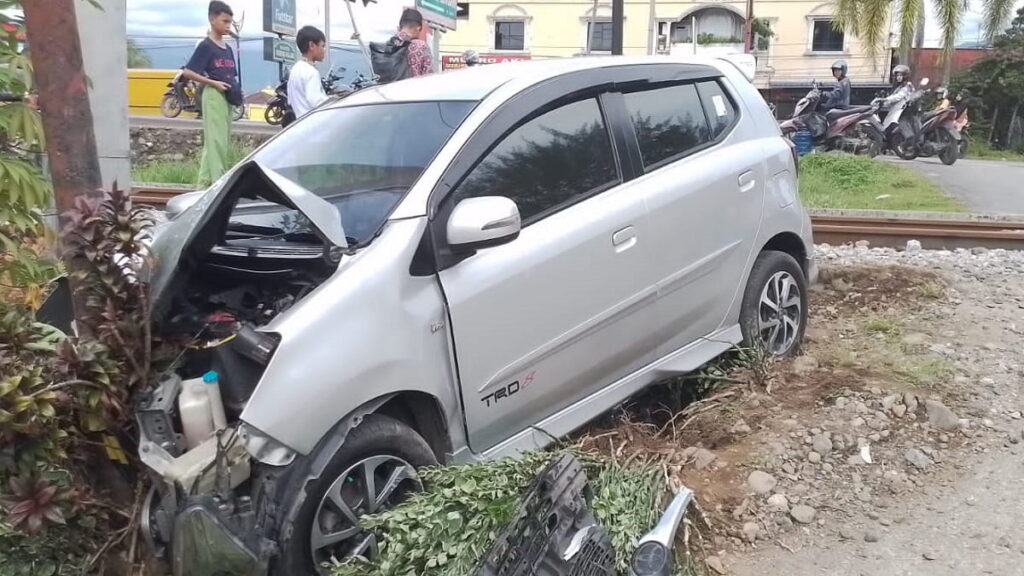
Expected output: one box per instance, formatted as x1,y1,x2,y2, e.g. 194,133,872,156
647,0,656,55
612,0,624,55
586,0,599,55
325,0,332,71
22,0,103,324
744,0,755,53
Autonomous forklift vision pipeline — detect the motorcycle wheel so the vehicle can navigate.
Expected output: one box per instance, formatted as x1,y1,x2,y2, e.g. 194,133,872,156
264,103,285,126
841,124,882,157
231,104,246,121
938,130,958,166
890,131,918,160
160,94,182,119
958,133,969,158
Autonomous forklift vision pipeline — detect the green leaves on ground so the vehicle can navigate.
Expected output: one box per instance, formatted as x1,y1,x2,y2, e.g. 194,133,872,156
333,451,668,576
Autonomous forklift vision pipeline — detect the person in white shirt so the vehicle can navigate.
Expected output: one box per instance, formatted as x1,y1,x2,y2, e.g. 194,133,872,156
287,26,329,118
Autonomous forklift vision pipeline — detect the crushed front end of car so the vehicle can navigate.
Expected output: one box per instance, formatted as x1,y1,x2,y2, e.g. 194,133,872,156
136,161,349,575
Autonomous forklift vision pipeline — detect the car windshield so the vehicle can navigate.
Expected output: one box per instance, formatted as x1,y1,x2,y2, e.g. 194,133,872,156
241,100,475,245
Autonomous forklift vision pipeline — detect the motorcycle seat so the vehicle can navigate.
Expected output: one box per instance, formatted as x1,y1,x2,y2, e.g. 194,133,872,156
824,105,873,121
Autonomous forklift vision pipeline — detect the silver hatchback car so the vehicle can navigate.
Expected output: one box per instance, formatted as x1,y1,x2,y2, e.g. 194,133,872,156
141,55,814,574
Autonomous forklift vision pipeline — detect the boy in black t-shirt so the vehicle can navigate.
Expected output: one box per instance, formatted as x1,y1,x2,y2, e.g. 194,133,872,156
182,1,241,187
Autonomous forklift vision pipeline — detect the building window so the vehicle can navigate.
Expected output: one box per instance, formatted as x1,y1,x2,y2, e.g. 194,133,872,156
811,19,844,52
587,21,613,52
495,21,525,51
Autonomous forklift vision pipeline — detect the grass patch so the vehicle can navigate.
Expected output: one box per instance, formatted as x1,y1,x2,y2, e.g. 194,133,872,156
965,140,1024,163
896,356,954,389
131,142,253,185
862,316,902,336
798,154,963,212
332,451,673,576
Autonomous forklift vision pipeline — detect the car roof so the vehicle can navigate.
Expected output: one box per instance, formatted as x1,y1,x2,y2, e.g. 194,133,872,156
333,55,746,107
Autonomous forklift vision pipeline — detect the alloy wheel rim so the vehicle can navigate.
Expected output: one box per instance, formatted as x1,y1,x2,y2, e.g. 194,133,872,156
757,271,802,355
310,455,420,573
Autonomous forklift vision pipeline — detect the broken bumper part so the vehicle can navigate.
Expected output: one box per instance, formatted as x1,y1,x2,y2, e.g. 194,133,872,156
172,498,266,576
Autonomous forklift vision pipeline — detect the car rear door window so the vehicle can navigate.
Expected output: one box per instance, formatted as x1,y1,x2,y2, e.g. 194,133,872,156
623,83,711,170
696,80,738,138
450,97,618,222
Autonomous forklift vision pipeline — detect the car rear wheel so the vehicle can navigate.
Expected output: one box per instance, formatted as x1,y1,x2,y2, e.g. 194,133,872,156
275,414,437,575
740,250,808,357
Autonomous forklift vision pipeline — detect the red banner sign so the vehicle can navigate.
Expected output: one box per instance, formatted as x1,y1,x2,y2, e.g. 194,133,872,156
442,54,532,70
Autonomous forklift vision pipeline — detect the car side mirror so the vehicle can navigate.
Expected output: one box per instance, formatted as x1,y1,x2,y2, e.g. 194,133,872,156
166,190,207,219
447,196,521,251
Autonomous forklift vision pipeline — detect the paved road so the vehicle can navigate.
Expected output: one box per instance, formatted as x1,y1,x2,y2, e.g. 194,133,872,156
889,157,1024,214
130,115,279,136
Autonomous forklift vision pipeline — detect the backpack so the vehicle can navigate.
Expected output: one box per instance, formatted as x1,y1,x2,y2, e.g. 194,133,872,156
369,37,412,84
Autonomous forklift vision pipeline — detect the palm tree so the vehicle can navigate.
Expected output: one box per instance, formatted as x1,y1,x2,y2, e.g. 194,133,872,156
127,38,152,69
833,0,1018,80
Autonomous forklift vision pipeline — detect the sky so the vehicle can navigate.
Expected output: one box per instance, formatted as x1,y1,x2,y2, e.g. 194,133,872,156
127,0,406,46
923,0,1024,47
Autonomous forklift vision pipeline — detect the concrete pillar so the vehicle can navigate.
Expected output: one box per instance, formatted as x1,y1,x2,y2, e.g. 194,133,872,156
76,0,131,191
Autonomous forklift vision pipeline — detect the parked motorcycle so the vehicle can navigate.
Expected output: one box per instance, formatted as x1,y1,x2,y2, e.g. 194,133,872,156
779,80,884,157
264,66,363,128
161,70,245,121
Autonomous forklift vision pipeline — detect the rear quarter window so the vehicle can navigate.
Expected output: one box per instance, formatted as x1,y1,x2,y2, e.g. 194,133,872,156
622,83,711,170
696,80,738,138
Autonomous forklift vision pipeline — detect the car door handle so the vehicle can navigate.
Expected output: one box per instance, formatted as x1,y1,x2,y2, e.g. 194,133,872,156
738,171,757,193
612,226,637,253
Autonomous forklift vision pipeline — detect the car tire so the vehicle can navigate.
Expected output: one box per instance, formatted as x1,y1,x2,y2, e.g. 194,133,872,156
275,414,437,575
739,250,808,358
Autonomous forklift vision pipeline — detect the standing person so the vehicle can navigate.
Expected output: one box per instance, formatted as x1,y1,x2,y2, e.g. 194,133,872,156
395,9,434,77
182,1,242,187
288,26,329,119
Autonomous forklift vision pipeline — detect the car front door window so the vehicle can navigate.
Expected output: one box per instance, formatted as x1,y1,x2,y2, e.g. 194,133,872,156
448,97,618,224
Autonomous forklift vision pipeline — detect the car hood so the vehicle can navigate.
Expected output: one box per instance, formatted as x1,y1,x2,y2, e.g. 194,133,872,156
148,160,348,314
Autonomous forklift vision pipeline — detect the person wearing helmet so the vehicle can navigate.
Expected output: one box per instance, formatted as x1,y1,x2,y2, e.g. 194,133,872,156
889,64,913,97
820,60,851,111
463,49,481,67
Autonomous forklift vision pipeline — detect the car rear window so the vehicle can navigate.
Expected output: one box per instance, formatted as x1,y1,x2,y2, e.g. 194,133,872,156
622,83,712,170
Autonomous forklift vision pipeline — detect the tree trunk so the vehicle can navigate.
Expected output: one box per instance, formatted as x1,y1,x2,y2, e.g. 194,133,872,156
988,107,1000,146
1007,101,1021,150
22,0,104,331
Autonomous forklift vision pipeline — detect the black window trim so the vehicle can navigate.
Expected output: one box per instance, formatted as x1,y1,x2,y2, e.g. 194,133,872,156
612,75,741,176
417,64,721,274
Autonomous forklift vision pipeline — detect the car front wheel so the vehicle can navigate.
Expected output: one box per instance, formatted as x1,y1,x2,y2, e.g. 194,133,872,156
275,414,437,575
739,250,808,357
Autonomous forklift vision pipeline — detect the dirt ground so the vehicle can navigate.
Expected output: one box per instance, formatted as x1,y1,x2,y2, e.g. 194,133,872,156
578,245,1024,575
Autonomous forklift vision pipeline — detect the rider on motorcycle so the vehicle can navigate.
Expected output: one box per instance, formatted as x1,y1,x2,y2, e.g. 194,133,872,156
886,64,914,101
463,49,481,67
820,60,851,111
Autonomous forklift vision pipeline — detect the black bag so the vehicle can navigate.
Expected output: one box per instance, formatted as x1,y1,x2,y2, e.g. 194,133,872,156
369,37,412,84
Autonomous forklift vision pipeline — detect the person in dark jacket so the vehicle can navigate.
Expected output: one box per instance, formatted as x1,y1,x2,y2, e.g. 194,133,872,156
821,60,851,111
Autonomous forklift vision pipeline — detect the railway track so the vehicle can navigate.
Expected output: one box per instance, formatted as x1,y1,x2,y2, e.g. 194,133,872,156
130,185,1024,251
813,214,1024,251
